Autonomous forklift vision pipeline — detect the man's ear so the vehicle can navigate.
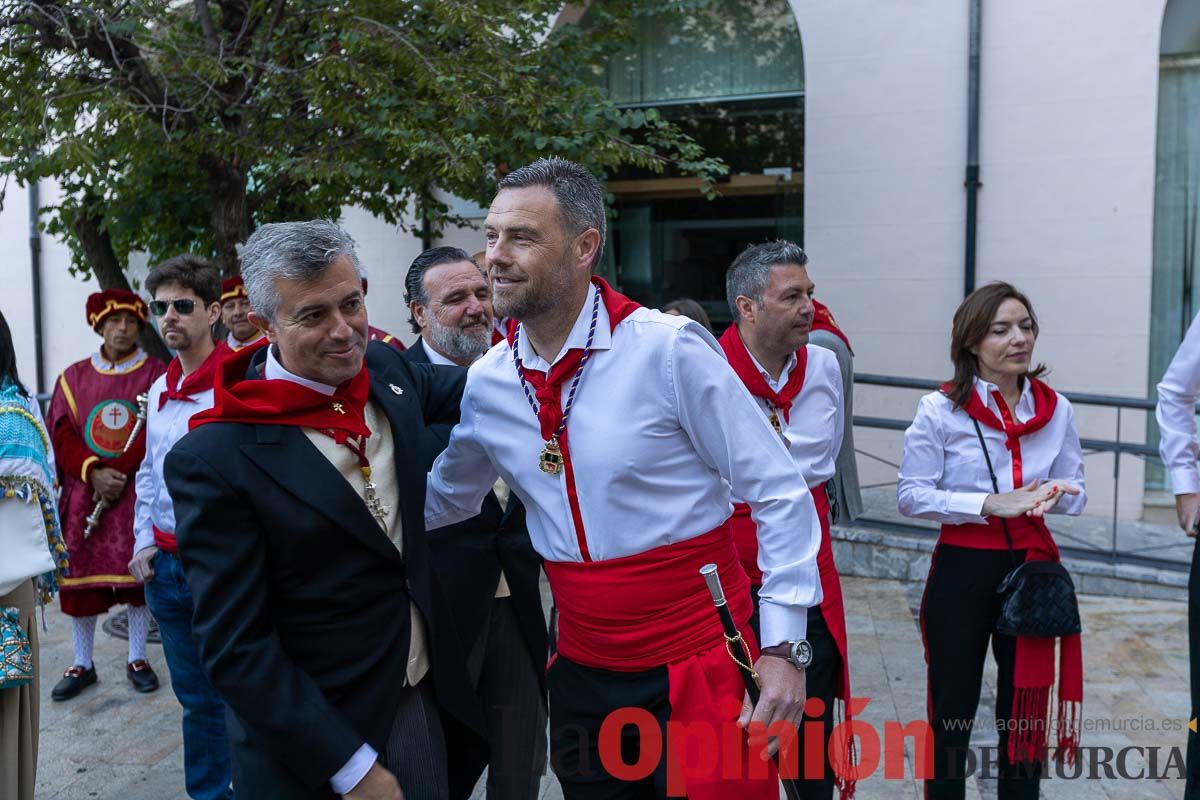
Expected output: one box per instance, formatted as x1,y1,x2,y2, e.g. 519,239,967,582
206,302,223,327
410,301,429,331
575,228,602,273
247,311,275,343
735,295,757,325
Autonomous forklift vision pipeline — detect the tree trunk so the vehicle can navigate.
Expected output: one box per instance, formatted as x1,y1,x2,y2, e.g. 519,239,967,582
71,203,171,363
206,157,249,276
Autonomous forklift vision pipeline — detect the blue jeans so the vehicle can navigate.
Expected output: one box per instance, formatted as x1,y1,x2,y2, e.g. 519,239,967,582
144,551,234,800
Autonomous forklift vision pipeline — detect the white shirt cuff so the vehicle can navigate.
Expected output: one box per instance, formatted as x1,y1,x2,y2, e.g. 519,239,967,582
133,527,155,555
947,491,989,519
758,601,809,650
329,743,377,795
1170,467,1200,496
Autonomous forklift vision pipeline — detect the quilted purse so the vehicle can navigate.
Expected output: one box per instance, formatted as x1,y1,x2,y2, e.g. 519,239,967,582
972,419,1082,639
0,606,34,690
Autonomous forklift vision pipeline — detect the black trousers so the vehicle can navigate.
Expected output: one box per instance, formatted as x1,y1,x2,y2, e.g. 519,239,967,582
921,544,1040,800
455,596,548,800
1187,538,1200,799
547,655,672,799
748,586,839,800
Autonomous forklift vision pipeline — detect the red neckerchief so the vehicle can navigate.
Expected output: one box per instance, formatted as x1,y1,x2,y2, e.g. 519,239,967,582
160,341,230,411
717,324,808,424
506,278,640,442
949,377,1058,489
942,376,1081,765
189,339,371,442
811,299,854,355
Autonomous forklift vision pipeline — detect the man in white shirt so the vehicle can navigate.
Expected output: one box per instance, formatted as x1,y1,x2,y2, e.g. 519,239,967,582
128,255,233,800
426,158,822,798
1155,310,1200,796
402,247,547,800
720,240,851,800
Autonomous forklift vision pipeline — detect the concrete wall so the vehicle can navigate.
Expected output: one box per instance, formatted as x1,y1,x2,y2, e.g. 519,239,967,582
792,0,1166,518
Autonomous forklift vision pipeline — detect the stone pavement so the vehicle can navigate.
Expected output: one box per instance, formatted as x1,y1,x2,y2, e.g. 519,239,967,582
32,575,1192,799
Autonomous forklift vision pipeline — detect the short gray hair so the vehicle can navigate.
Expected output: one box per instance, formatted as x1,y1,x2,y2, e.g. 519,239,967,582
725,240,809,321
498,157,606,270
239,220,365,321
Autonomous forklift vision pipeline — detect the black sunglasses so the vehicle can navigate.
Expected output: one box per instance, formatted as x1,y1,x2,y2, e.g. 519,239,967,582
149,299,196,316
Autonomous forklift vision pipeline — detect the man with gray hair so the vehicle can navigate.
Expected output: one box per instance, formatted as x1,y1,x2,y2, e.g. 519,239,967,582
165,220,481,800
426,157,824,798
719,240,853,800
402,245,548,799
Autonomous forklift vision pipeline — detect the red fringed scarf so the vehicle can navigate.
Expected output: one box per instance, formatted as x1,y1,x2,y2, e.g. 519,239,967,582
945,378,1083,765
811,300,853,355
717,325,808,425
159,342,230,410
189,340,371,442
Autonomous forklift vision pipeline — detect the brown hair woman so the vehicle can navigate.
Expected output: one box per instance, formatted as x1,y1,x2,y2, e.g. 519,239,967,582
897,282,1085,799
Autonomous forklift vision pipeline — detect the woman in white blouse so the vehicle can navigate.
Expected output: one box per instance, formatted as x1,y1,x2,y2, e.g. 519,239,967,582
898,282,1085,800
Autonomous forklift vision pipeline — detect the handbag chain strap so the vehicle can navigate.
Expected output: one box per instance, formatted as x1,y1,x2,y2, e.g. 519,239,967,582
971,417,1019,569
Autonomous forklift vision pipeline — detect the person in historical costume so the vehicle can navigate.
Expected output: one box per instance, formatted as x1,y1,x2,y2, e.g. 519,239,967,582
361,278,407,352
219,275,266,351
1155,308,1200,798
0,309,69,800
130,255,234,800
403,246,547,800
898,282,1085,800
808,299,863,523
165,220,481,800
720,241,854,800
45,289,165,700
426,158,823,799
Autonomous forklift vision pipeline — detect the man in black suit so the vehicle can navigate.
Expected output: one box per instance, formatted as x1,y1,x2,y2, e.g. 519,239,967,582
164,220,481,800
403,247,547,800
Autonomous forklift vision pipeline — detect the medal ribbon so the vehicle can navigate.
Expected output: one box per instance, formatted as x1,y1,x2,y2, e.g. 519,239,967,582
317,429,387,529
512,287,601,450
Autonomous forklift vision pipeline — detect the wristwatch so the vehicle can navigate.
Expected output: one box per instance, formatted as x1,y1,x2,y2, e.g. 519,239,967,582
763,639,813,670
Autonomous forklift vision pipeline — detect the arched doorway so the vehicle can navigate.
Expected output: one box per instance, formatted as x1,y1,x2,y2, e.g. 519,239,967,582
589,0,805,328
1149,0,1200,491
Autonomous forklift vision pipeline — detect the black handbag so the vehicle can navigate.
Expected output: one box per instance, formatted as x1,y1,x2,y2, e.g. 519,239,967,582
971,418,1082,639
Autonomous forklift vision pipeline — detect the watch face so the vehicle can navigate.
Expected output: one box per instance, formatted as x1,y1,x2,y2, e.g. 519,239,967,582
793,640,814,668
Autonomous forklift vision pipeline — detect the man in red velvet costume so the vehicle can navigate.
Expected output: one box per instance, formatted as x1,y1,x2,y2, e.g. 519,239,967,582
426,158,824,799
722,241,854,800
219,275,266,351
46,289,165,700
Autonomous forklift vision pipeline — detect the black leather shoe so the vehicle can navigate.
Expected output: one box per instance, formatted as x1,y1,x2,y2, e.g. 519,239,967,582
51,665,98,701
126,659,159,693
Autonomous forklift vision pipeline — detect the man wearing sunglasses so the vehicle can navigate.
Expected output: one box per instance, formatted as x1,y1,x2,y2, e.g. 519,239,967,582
130,256,234,800
45,288,166,702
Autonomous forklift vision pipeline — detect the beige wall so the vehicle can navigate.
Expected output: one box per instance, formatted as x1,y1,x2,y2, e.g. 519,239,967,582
792,0,1166,518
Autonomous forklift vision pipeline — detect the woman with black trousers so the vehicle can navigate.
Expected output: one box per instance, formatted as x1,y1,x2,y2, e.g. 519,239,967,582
898,282,1085,799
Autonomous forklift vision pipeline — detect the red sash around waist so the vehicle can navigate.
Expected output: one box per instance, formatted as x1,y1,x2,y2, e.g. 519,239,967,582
544,523,778,800
937,514,1059,555
152,524,178,555
544,522,753,672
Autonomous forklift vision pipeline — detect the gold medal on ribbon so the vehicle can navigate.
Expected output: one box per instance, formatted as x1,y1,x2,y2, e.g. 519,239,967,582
539,436,564,475
768,408,783,436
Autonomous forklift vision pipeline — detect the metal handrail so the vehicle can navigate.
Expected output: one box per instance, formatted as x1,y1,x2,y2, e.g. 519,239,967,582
851,371,1189,570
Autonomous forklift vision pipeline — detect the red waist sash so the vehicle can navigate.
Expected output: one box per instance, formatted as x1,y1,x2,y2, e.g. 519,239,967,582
543,523,777,799
152,524,178,554
730,484,857,798
937,514,1056,553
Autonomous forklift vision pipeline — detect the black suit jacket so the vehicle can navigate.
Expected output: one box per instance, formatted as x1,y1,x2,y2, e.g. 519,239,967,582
165,342,482,797
403,342,547,681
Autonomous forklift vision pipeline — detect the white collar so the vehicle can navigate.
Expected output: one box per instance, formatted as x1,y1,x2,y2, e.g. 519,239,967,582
974,376,1035,419
421,338,459,367
264,345,338,396
746,345,798,391
227,330,266,351
515,283,612,371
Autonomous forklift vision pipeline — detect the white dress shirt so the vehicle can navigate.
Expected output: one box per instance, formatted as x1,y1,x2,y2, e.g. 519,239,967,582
1157,311,1200,495
426,282,823,647
133,366,216,554
897,377,1087,525
738,344,844,489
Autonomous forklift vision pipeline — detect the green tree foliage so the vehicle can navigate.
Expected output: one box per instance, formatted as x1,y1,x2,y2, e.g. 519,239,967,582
0,0,725,285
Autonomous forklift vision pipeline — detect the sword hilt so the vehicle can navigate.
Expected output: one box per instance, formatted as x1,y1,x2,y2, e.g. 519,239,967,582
700,562,726,606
